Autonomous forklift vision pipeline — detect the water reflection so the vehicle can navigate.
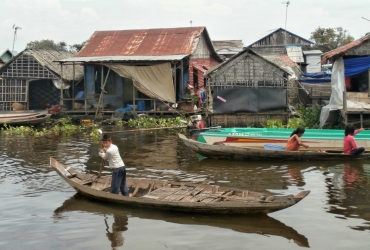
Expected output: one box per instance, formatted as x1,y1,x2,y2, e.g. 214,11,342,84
322,162,370,230
184,158,320,192
54,194,309,247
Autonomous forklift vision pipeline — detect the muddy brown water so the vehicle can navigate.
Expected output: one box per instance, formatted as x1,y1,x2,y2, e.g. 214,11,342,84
0,127,369,249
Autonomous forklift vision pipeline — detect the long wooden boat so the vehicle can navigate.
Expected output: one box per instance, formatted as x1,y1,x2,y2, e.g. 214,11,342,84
54,194,309,247
0,105,63,126
50,157,310,215
197,127,370,150
179,133,370,161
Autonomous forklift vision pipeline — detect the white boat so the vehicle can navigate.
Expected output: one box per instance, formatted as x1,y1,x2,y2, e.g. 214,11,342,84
0,105,63,126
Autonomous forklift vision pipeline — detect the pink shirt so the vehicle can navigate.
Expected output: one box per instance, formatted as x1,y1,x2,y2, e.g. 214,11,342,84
343,129,360,154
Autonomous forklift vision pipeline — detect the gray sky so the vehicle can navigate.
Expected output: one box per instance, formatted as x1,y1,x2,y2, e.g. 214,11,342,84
1,0,369,53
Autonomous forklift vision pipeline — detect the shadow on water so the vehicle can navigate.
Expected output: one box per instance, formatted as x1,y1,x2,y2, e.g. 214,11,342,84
53,194,310,248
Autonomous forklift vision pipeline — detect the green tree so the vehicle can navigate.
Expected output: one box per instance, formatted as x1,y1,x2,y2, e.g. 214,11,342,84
26,39,68,51
310,27,354,53
69,40,88,53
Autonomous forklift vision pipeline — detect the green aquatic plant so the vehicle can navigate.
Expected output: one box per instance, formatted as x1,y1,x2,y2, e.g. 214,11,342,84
127,116,187,128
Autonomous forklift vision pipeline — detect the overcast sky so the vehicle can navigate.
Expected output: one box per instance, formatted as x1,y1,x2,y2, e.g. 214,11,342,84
1,0,370,53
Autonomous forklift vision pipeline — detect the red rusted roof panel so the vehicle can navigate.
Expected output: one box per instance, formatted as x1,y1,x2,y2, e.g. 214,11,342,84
76,27,205,57
322,33,370,63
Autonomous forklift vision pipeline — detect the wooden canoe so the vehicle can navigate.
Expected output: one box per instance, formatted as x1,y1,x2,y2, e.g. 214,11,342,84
50,157,310,215
54,194,309,247
178,133,370,161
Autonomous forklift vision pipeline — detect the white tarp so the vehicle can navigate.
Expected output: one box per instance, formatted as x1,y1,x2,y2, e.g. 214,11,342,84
319,57,370,127
319,58,345,128
107,63,175,103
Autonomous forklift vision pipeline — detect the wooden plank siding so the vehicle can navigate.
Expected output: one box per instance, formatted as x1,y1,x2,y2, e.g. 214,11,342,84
205,49,290,127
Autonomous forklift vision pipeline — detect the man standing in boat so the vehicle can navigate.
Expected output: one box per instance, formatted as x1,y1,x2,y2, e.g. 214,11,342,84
99,134,132,197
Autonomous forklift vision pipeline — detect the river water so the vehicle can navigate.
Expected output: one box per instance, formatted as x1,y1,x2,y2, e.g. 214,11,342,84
0,127,369,250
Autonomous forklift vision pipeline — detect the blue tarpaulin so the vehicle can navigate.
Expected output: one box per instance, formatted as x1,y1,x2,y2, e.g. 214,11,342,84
299,78,331,84
302,72,331,78
344,56,370,76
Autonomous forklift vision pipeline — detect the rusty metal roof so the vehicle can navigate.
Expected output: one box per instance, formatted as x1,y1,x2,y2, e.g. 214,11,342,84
321,33,370,63
57,55,188,63
76,27,209,57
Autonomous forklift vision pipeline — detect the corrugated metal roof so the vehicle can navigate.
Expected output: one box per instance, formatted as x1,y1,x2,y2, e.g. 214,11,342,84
57,55,188,63
302,50,322,55
76,27,207,57
321,33,370,63
286,46,304,63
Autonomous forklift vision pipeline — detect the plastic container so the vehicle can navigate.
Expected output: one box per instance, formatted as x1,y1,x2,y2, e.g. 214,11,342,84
264,144,285,151
136,100,145,111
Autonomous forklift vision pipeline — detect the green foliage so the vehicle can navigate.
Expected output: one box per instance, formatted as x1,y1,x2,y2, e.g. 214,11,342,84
182,94,199,103
286,117,305,129
297,105,321,128
26,39,88,53
69,40,88,53
310,27,354,53
26,39,68,51
127,116,187,128
0,118,99,142
263,105,321,129
262,119,285,128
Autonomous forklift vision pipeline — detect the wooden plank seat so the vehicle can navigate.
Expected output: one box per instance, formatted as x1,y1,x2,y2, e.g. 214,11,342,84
130,179,168,198
90,176,111,191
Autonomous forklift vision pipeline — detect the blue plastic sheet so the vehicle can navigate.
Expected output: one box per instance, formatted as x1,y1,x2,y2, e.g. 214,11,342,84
302,72,331,78
299,78,331,83
344,56,370,76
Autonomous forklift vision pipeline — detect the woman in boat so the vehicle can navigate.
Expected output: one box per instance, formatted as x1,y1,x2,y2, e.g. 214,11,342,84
286,126,309,151
343,125,365,155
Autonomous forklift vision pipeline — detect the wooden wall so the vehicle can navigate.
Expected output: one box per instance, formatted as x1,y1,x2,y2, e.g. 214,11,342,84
251,30,312,49
209,111,289,128
344,40,370,56
207,50,288,88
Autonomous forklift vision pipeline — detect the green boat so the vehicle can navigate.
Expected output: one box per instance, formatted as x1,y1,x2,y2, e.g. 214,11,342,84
196,127,370,150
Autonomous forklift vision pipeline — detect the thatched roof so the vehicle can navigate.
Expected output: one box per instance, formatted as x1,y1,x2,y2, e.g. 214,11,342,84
0,49,84,81
25,49,84,81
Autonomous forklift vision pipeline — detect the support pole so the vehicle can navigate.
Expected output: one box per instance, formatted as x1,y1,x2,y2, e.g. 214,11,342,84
343,91,348,125
60,63,64,105
95,67,111,118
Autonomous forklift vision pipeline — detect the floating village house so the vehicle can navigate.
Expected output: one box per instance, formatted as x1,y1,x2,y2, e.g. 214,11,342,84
320,32,370,128
243,28,332,107
212,40,244,60
0,49,83,111
204,28,315,127
57,27,223,116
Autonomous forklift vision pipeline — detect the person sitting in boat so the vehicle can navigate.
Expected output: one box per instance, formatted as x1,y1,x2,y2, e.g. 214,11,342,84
99,134,132,197
343,125,365,155
286,127,309,151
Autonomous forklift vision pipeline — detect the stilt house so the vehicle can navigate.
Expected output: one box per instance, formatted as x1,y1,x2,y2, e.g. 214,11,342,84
0,49,83,111
57,27,222,116
204,48,292,127
320,33,370,127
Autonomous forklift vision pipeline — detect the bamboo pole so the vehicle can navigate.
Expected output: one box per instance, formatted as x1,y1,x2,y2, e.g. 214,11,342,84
95,67,111,118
